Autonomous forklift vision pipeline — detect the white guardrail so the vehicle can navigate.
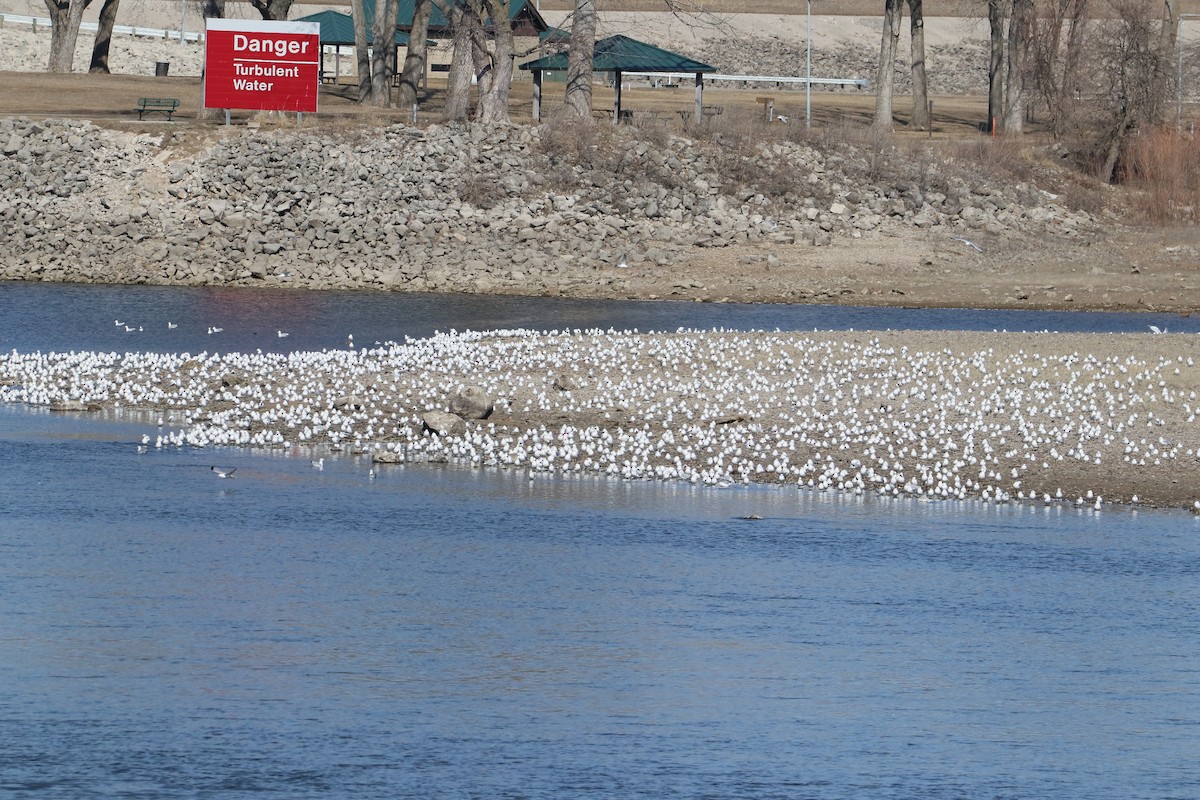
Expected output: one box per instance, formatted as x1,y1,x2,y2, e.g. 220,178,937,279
0,12,203,42
623,71,870,89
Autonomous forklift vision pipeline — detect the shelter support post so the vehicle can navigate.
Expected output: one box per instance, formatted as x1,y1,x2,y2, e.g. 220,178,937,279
614,69,622,124
532,69,542,122
694,72,702,123
335,45,341,83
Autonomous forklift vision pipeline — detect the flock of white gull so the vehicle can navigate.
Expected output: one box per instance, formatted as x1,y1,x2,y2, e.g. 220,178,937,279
3,325,1199,512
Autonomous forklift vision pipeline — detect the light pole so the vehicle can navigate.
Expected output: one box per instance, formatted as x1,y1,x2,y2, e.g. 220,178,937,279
805,0,812,128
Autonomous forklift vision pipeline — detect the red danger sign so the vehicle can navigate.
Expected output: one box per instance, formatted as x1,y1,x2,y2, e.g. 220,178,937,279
204,19,320,113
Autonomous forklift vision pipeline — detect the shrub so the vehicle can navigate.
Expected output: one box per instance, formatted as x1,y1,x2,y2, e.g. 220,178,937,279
458,171,508,209
1119,126,1200,223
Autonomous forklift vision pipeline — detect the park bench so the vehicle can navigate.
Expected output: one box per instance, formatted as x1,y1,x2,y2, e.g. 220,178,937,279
136,97,180,120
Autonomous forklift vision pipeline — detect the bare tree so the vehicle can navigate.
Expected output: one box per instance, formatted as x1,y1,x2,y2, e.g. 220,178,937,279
564,0,597,120
371,0,400,105
1091,1,1175,180
1028,0,1091,140
987,0,1006,132
248,0,293,20
1062,0,1091,125
198,0,225,18
471,0,515,124
349,0,372,102
907,0,929,129
1002,0,1034,133
1158,0,1181,122
88,0,120,73
444,2,476,121
43,0,94,72
1161,0,1180,52
872,0,905,130
398,0,434,110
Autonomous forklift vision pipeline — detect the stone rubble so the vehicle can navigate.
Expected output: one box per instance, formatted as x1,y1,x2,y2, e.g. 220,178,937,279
0,116,1098,293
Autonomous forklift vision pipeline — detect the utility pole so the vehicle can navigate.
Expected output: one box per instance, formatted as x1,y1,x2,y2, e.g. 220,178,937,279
806,0,812,128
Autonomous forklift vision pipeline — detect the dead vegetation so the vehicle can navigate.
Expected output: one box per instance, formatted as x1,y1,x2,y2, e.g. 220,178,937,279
1121,126,1200,223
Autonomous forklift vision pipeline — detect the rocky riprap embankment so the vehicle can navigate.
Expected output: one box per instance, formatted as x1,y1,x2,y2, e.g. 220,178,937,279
0,116,1096,293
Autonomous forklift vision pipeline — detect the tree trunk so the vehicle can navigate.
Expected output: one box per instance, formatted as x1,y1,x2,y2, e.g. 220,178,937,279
872,0,904,130
44,0,93,73
474,0,514,124
397,0,433,110
1026,2,1061,135
987,0,1006,132
1100,101,1137,182
248,0,293,20
371,0,399,105
444,3,475,121
470,19,493,116
1160,0,1180,124
907,0,928,129
89,0,120,74
349,0,371,102
564,0,597,120
201,0,225,18
1059,0,1089,138
1161,0,1180,53
1002,0,1033,133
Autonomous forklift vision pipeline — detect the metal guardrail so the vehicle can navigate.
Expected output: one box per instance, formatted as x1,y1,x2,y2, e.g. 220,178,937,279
622,71,869,89
0,12,203,42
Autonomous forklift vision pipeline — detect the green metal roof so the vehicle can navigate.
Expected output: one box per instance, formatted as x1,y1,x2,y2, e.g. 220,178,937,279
294,10,409,46
358,0,547,33
520,34,714,73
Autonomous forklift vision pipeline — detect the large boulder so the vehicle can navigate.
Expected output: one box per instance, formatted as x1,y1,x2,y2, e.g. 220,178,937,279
449,385,493,419
421,410,467,437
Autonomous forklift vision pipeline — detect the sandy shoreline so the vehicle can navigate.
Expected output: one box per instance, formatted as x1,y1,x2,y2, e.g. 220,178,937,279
3,327,1199,510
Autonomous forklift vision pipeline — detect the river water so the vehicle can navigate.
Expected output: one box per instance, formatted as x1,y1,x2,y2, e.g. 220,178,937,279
2,282,1199,355
2,283,1199,799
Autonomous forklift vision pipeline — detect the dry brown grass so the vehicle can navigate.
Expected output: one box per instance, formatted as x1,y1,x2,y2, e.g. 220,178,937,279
1121,126,1200,223
946,134,1036,184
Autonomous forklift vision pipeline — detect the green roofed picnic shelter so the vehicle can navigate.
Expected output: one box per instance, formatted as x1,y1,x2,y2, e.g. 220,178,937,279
294,10,410,84
519,34,716,123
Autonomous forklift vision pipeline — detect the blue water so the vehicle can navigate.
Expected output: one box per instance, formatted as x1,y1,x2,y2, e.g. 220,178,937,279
2,281,1198,356
2,284,1199,799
